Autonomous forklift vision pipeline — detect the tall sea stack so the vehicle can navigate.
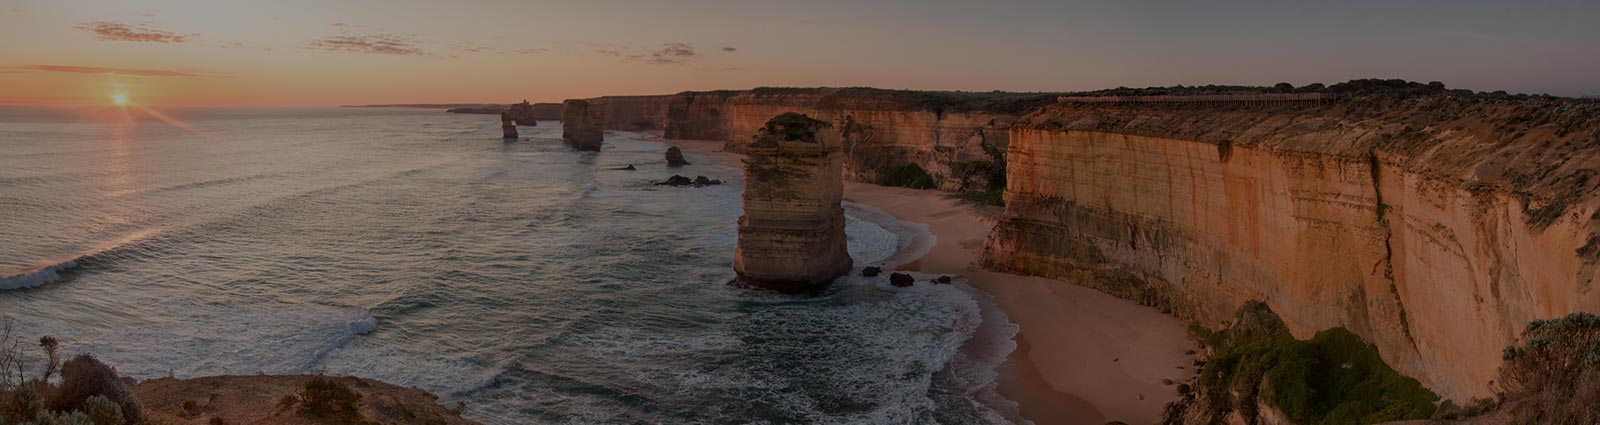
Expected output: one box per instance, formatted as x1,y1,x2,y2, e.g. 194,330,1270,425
732,113,852,292
500,112,517,139
561,99,604,151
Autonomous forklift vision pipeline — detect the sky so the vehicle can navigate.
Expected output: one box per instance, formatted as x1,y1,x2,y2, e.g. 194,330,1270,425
2,0,1597,106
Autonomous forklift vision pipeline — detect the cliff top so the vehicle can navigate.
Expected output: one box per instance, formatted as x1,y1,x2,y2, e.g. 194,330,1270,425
1018,88,1600,229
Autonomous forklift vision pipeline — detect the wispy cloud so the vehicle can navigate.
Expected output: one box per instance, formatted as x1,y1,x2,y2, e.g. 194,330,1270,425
515,47,548,55
591,42,701,65
721,46,737,52
218,41,272,51
10,65,206,77
453,42,494,54
307,34,424,55
75,21,196,43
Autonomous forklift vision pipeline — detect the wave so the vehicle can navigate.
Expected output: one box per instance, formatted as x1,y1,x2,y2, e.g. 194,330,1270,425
0,226,173,290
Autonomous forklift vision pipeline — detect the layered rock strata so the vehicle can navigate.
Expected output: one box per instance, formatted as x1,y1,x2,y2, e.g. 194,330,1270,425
733,113,853,292
561,99,604,150
982,95,1600,401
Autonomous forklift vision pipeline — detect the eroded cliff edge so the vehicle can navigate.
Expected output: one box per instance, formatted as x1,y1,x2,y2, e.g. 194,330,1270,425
982,93,1600,402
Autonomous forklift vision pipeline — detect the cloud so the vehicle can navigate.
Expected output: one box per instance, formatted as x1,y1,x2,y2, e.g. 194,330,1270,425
453,42,494,54
75,21,196,43
646,42,695,65
515,48,548,55
721,46,737,52
218,41,272,51
11,65,204,77
307,34,424,55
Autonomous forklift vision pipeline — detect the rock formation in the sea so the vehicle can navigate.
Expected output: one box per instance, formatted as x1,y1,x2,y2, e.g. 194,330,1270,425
506,100,538,126
862,266,882,277
561,99,604,150
500,112,517,139
982,83,1600,402
889,273,914,287
665,146,689,166
732,113,852,292
656,175,721,187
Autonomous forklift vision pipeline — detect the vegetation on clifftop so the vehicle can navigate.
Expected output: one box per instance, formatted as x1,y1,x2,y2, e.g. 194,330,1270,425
1492,312,1600,424
877,163,936,190
1172,303,1440,425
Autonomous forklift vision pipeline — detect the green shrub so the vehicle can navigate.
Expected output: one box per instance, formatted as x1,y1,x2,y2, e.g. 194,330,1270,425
83,396,123,425
878,163,935,189
297,377,364,424
1198,302,1439,425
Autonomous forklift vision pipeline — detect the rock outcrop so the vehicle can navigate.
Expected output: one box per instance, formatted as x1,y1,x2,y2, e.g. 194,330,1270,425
665,146,689,166
506,100,538,126
561,99,604,150
983,93,1600,401
733,113,852,292
500,112,517,139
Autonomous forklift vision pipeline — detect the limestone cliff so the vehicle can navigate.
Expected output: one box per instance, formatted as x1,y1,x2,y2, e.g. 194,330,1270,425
586,95,675,131
982,93,1600,401
561,99,604,150
733,113,852,292
664,88,1052,193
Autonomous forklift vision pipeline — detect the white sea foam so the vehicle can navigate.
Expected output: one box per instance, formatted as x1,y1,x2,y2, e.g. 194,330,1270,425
0,261,75,290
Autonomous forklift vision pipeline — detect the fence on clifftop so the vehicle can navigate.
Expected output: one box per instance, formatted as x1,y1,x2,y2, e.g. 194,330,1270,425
1056,93,1334,105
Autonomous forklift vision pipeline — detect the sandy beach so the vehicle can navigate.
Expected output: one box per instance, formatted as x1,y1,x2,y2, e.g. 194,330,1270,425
661,135,1198,425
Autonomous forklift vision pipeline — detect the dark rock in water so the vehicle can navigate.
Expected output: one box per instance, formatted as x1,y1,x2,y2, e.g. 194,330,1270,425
693,176,722,186
1176,384,1191,395
500,112,518,139
610,164,637,171
935,275,952,284
862,266,882,277
889,273,914,287
666,146,690,166
658,175,694,186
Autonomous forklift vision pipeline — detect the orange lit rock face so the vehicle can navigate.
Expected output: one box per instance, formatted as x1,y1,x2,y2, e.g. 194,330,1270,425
561,99,604,150
733,113,852,292
662,88,1037,192
983,98,1600,402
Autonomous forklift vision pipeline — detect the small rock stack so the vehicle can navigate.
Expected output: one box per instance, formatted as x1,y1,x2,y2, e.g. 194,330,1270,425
501,112,518,139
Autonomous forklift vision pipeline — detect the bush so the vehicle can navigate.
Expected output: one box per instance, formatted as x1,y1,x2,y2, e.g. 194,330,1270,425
1496,312,1600,424
83,396,123,425
1196,302,1439,425
297,377,364,424
877,163,936,189
51,354,140,425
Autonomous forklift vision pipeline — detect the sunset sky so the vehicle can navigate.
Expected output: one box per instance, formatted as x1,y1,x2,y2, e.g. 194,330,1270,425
2,0,1597,106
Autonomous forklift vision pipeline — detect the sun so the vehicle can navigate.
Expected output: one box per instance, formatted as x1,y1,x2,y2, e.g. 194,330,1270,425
111,93,129,106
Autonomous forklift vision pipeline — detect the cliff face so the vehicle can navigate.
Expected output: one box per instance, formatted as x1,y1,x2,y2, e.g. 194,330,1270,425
983,96,1600,401
733,113,852,292
664,88,1050,192
561,99,604,150
585,95,675,131
528,102,564,121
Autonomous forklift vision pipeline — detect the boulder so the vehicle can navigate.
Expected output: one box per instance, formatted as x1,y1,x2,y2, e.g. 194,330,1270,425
693,176,721,186
934,275,952,284
861,266,882,277
658,175,694,186
666,146,690,166
889,273,914,287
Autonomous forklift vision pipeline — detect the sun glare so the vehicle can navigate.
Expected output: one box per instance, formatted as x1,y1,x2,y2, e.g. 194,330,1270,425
111,93,129,106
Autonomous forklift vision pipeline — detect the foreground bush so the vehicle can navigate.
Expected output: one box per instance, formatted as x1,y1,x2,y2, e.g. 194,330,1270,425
1496,312,1600,424
1168,302,1440,424
295,377,365,424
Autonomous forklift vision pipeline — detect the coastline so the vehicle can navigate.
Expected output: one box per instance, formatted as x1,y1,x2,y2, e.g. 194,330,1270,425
661,135,1199,424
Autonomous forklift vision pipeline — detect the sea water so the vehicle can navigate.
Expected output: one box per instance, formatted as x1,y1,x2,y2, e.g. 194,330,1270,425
0,107,1021,424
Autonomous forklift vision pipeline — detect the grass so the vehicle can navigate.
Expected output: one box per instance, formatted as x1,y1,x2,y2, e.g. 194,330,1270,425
1195,302,1439,425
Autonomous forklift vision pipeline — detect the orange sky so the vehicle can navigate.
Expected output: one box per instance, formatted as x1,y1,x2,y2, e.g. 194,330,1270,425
2,0,1596,107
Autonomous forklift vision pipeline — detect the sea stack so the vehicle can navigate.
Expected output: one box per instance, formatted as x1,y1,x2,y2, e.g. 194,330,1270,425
500,112,518,139
732,113,851,292
507,100,537,126
665,146,689,166
561,99,604,151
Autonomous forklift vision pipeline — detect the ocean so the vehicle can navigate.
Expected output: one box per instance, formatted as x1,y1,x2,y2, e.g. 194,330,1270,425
0,106,1021,424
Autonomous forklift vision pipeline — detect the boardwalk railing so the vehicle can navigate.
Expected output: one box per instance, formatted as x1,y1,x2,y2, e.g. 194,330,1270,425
1056,93,1332,105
